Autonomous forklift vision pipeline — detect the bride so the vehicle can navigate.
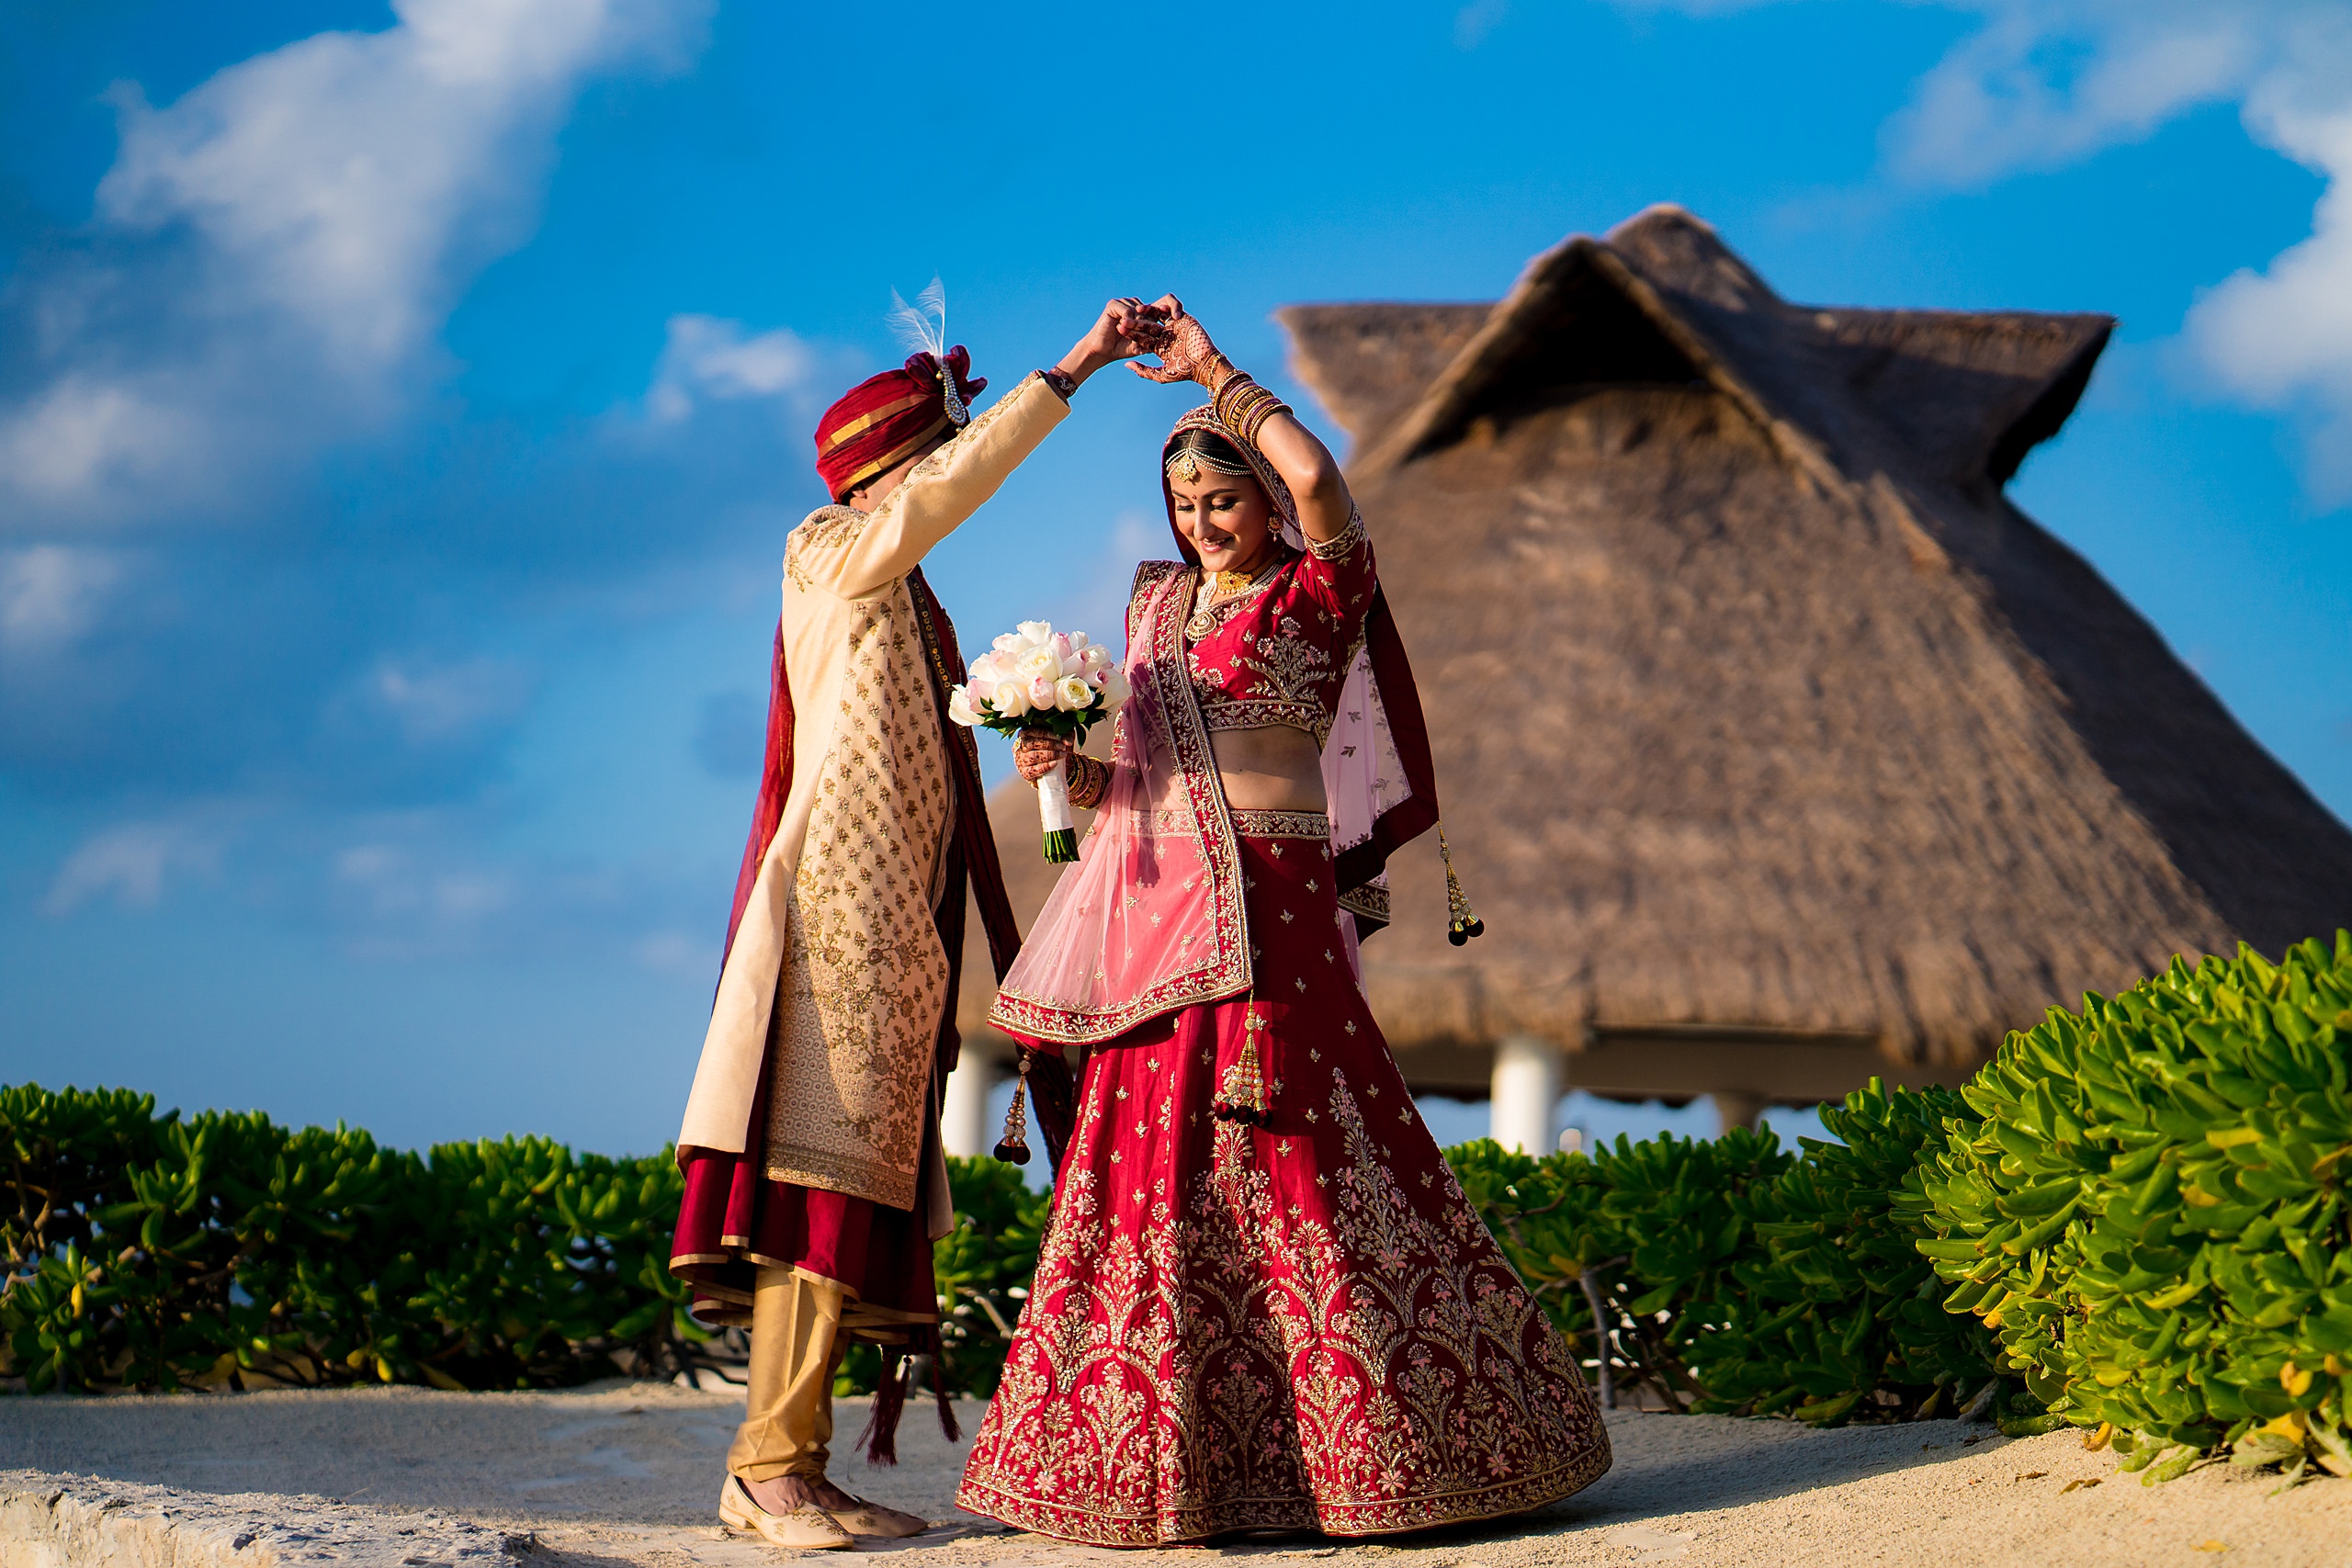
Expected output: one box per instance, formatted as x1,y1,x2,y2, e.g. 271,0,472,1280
953,300,1611,1544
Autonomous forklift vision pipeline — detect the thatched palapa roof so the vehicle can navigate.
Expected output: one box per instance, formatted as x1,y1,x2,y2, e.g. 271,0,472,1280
961,205,2352,1103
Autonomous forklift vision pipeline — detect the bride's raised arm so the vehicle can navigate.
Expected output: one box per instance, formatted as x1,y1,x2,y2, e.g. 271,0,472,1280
1129,297,1354,542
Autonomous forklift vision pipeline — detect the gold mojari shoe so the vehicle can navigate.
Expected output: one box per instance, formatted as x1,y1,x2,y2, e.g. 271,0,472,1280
823,1495,928,1539
718,1475,854,1551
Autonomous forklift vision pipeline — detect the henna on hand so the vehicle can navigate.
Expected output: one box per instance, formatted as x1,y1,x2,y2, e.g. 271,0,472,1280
1130,299,1227,388
1014,731,1073,784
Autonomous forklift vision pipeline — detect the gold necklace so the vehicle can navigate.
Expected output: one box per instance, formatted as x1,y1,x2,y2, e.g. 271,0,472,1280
1187,559,1273,642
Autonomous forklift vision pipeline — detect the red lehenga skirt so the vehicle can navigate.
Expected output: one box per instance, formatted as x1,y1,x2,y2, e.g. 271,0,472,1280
956,811,1611,1544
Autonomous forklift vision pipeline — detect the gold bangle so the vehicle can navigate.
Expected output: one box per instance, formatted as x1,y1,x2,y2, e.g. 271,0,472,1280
1068,755,1110,810
1213,370,1259,427
1223,380,1289,446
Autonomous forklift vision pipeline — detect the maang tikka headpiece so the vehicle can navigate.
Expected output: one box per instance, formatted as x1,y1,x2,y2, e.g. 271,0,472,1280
888,276,968,427
1165,439,1253,488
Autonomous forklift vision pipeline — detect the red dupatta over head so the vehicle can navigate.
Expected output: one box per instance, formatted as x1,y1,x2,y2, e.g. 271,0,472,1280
986,406,1442,1046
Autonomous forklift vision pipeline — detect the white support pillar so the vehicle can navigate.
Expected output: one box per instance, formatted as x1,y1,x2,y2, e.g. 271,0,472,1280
1489,1034,1564,1154
1713,1090,1767,1137
943,1052,1006,1159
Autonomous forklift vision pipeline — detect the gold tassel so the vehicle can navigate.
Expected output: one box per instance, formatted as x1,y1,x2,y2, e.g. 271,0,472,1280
993,1050,1033,1165
1212,1004,1272,1126
1440,822,1485,946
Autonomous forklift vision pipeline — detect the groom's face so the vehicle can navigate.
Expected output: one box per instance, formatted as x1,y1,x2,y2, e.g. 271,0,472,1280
1170,476,1275,572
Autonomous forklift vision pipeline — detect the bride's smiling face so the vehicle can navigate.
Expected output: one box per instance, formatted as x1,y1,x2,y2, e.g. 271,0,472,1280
1170,473,1276,574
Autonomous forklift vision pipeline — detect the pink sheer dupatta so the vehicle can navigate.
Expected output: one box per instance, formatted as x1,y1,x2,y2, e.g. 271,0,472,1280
987,563,1250,1044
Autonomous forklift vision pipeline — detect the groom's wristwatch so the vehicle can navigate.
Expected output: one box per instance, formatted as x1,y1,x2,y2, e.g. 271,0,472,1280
1040,367,1079,401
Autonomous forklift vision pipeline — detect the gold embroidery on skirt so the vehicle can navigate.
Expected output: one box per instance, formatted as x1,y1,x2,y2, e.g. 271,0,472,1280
957,1075,1607,1541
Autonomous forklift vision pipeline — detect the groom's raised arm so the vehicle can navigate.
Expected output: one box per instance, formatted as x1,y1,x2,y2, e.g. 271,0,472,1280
800,372,1070,603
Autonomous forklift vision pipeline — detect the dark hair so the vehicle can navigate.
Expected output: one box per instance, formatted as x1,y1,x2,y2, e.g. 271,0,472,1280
1164,427,1256,478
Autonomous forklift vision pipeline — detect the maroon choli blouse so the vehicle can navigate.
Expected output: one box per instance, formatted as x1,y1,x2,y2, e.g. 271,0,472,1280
1182,512,1374,746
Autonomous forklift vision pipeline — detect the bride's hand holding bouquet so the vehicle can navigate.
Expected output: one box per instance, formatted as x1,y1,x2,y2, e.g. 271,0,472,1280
949,622,1128,863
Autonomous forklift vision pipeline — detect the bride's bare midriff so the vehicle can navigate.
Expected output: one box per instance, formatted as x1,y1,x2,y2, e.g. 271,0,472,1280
1212,725,1328,813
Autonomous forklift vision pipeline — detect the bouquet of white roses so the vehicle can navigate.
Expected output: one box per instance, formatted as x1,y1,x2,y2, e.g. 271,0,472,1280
948,620,1129,863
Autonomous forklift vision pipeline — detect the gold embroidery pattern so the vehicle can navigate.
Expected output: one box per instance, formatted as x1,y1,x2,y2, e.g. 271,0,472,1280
1230,809,1330,841
1198,608,1335,737
1336,877,1392,927
765,590,951,1211
957,1075,1609,1542
785,507,867,592
1185,522,1375,749
1305,506,1369,562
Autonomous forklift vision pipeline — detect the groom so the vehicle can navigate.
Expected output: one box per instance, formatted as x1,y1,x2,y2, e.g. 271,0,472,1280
670,298,1154,1550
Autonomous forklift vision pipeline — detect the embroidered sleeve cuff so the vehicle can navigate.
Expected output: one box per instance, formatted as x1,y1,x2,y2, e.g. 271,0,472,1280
1306,508,1368,561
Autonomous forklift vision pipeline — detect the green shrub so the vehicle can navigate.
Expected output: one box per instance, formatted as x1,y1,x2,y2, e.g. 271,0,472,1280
929,1156,1051,1396
0,1088,1056,1402
0,1091,706,1393
1697,1080,2006,1425
1453,1126,1795,1411
1915,933,2352,1484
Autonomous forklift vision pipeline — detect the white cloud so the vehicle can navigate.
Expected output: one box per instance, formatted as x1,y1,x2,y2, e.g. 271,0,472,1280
2185,58,2352,498
1881,5,2267,187
0,0,712,525
642,314,826,423
1632,0,2352,502
362,656,537,745
1877,2,2352,501
46,818,223,913
0,546,123,651
336,842,514,919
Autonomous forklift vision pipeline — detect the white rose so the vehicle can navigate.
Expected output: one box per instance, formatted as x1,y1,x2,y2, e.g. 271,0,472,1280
947,686,980,727
1016,619,1054,646
1098,666,1131,707
1068,630,1091,650
992,680,1032,718
992,633,1023,655
1027,674,1058,709
1055,674,1095,711
1013,645,1061,682
1076,644,1111,673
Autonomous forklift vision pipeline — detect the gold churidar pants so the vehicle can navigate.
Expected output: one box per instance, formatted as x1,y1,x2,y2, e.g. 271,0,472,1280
728,1266,848,1482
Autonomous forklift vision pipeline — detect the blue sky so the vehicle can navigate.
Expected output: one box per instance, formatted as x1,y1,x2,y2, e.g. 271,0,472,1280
4,0,2348,1156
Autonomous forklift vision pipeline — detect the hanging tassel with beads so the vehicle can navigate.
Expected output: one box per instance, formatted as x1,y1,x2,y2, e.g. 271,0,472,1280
1440,822,1486,946
1211,1003,1272,1125
993,1048,1034,1165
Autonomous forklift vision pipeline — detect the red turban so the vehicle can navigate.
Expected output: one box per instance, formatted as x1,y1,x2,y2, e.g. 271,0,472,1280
813,347,985,502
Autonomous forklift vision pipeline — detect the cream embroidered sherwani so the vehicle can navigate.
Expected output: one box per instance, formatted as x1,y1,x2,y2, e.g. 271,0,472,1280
677,373,1068,1214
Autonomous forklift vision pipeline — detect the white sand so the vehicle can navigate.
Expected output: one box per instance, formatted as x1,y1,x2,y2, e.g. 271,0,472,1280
0,1381,2344,1566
